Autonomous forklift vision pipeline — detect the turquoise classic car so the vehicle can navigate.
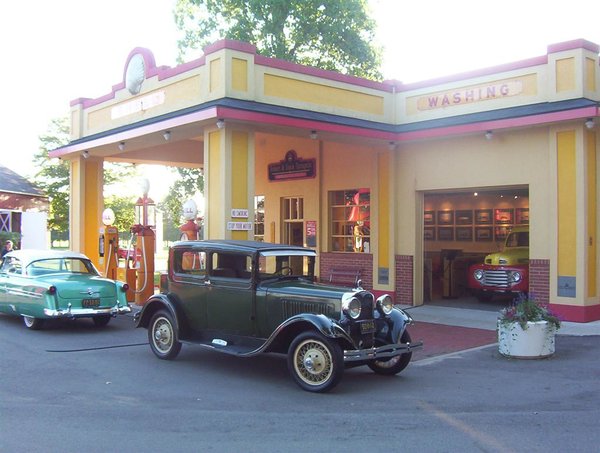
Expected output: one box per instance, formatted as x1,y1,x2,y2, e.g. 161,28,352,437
0,249,131,329
135,240,422,393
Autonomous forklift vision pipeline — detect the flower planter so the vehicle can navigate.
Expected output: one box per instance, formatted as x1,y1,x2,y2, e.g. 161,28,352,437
497,320,557,359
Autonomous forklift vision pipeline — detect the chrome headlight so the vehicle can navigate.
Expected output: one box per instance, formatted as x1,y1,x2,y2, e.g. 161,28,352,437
342,296,361,319
376,294,394,315
473,269,484,281
509,271,522,283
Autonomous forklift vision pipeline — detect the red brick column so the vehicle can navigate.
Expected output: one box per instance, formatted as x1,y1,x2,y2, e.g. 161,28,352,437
529,259,550,303
319,253,373,288
395,255,414,305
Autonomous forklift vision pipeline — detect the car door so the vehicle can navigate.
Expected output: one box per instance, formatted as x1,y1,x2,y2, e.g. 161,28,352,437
170,248,209,332
205,252,255,336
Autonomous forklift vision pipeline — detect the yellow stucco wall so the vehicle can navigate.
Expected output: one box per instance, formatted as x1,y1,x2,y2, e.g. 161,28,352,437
586,130,597,297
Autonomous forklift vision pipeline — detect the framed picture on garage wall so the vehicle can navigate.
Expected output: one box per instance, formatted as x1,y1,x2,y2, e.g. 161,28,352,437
455,210,473,225
437,210,454,225
495,226,510,241
456,227,473,241
494,208,514,224
516,208,529,224
424,226,435,241
475,227,493,241
437,227,454,241
475,209,492,225
424,210,435,225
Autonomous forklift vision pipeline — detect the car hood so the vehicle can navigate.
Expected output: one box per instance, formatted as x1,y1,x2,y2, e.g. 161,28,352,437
37,274,117,298
485,247,529,265
260,279,353,300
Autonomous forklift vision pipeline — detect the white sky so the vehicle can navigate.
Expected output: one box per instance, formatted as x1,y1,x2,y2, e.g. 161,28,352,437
2,0,599,199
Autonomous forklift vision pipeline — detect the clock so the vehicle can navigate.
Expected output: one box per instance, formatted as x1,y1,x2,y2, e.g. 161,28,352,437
125,53,145,95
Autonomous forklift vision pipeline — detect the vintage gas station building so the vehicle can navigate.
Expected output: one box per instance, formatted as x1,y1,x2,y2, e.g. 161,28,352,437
51,38,599,322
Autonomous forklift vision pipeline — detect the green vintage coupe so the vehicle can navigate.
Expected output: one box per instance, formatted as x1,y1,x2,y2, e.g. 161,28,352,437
135,240,422,393
0,249,131,329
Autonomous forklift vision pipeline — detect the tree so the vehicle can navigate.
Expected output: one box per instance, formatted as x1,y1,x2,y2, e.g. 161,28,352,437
159,167,204,239
34,117,71,233
174,0,382,79
34,116,137,238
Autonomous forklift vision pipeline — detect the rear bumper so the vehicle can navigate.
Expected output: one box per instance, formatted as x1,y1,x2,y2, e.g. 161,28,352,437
343,340,423,362
43,303,131,318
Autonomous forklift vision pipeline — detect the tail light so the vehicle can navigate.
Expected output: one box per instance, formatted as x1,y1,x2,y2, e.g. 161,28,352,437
121,283,130,292
47,286,57,295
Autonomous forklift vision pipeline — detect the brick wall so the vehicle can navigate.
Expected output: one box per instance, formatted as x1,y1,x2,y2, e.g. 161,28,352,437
529,259,550,303
320,253,373,288
395,255,414,305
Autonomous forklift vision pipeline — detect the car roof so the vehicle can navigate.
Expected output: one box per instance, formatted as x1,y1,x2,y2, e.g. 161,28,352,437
172,240,314,254
3,249,90,267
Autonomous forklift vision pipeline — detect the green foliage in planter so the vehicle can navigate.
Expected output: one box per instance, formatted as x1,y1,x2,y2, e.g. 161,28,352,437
499,293,561,330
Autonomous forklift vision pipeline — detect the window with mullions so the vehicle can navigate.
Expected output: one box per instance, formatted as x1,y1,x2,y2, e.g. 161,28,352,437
329,189,370,253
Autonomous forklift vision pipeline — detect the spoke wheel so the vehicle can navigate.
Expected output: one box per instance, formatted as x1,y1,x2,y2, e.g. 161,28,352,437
148,310,182,360
23,316,44,330
368,330,413,376
287,332,343,393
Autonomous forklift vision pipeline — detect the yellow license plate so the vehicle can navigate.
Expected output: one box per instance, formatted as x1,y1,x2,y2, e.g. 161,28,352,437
360,320,375,333
82,298,100,308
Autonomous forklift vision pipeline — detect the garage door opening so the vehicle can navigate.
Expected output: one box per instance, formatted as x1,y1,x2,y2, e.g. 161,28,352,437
422,187,529,310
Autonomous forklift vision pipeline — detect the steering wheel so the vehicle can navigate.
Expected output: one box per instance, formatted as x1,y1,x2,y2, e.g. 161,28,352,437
278,266,293,276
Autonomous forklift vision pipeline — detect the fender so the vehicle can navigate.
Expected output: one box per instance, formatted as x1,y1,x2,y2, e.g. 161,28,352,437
388,307,412,343
134,294,183,334
238,313,355,357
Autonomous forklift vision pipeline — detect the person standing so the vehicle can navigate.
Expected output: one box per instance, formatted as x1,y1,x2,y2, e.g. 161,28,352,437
1,240,14,257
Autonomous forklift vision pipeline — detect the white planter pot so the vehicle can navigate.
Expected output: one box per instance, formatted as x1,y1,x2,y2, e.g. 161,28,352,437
497,320,557,359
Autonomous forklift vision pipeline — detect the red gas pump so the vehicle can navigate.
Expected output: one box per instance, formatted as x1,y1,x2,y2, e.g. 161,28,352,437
130,179,156,305
179,199,200,240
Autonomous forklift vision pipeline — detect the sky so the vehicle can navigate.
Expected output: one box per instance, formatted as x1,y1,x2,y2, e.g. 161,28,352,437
1,0,599,199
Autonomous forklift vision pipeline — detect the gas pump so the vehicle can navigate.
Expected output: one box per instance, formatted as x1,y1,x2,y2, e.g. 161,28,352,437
179,199,200,240
99,208,119,280
129,178,156,305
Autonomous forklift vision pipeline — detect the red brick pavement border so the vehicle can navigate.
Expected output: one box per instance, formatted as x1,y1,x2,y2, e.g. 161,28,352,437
408,322,497,361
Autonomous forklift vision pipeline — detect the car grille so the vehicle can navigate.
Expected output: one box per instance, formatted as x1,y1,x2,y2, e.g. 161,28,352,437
282,300,335,318
482,270,510,288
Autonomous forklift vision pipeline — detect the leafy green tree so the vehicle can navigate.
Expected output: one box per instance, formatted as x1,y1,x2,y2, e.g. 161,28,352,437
174,0,382,79
34,117,71,233
159,167,204,239
34,117,138,237
104,195,136,234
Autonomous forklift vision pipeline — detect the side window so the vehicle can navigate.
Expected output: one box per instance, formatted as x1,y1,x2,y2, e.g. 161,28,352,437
210,253,252,280
173,249,206,277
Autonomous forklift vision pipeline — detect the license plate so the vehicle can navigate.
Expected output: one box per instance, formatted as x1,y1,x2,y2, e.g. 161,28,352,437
360,320,375,334
82,298,100,308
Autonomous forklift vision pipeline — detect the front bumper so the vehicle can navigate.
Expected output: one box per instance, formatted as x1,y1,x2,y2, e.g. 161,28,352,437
343,339,423,362
43,303,131,318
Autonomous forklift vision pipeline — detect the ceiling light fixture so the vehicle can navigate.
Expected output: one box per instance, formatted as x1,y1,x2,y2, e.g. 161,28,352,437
118,142,125,151
310,130,318,140
163,130,171,141
216,119,225,129
585,118,595,130
82,150,89,159
485,130,493,140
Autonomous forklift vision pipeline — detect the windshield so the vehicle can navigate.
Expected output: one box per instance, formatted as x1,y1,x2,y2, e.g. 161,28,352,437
26,258,99,276
258,252,315,280
506,231,529,247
